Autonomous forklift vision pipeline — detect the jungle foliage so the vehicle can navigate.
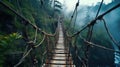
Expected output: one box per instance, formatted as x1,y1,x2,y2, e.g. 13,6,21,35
0,0,62,67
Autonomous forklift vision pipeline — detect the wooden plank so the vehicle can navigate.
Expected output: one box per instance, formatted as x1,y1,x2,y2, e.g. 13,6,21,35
44,23,75,67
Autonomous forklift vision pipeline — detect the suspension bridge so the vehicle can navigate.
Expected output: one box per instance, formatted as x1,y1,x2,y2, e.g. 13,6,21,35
43,23,74,67
0,0,120,67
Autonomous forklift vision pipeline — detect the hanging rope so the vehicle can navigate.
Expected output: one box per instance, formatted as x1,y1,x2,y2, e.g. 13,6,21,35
95,0,104,18
102,18,120,48
14,49,32,67
66,0,79,32
14,34,46,67
68,3,120,66
72,6,78,33
35,35,46,47
84,25,94,66
78,56,86,67
69,3,120,38
1,0,120,67
86,26,94,41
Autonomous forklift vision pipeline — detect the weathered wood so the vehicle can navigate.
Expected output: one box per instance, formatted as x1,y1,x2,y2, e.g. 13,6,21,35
44,23,75,67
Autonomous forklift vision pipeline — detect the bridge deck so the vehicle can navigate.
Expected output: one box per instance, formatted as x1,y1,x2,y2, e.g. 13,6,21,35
44,23,74,67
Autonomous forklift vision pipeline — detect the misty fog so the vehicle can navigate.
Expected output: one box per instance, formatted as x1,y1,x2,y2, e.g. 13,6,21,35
64,0,120,66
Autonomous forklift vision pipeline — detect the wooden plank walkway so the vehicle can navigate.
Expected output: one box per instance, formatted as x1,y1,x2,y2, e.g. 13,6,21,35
43,23,75,67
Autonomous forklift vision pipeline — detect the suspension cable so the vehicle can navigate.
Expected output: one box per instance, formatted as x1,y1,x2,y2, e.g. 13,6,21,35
66,0,79,31
66,1,120,67
95,0,104,18
72,6,78,33
69,3,120,38
102,18,120,48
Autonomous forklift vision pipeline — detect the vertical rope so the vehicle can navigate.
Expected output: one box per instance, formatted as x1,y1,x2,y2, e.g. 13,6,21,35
95,0,104,18
84,25,94,67
73,7,78,33
66,0,79,32
102,18,120,48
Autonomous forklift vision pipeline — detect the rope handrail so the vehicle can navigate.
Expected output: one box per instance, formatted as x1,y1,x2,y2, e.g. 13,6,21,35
1,0,120,66
0,3,61,64
35,35,46,48
66,1,120,66
68,3,120,38
79,35,120,53
14,34,46,67
14,20,60,67
0,1,57,37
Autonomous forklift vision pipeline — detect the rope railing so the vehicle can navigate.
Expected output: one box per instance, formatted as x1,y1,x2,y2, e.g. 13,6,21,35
67,0,103,67
66,1,120,67
13,20,60,67
1,0,120,67
68,3,120,38
14,21,60,66
70,33,120,66
14,34,46,67
0,1,62,67
0,1,56,37
79,35,120,53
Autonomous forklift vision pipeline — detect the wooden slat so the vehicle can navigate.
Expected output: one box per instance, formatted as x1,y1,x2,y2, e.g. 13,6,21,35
44,23,75,67
46,63,74,65
47,58,73,61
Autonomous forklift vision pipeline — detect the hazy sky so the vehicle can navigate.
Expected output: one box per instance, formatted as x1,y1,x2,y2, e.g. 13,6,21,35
58,0,112,12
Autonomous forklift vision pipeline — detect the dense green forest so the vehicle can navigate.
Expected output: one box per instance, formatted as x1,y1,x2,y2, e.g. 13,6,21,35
0,0,62,67
0,0,119,67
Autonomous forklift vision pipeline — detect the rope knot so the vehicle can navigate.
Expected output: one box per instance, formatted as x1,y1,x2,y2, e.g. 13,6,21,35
27,41,35,49
97,15,103,20
76,2,79,7
71,15,73,18
88,20,96,27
